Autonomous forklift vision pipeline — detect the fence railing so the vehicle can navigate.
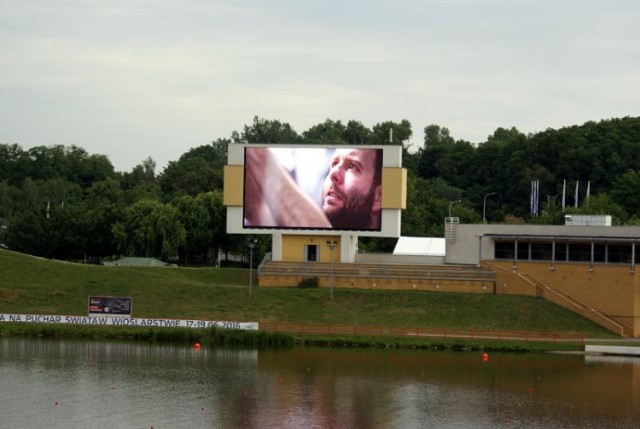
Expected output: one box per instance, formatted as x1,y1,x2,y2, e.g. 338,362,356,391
259,321,584,344
260,322,385,337
388,327,584,344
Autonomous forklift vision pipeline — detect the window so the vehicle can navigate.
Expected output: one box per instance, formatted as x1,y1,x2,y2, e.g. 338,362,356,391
530,242,553,261
517,242,530,260
568,243,591,262
495,241,515,259
556,243,567,262
305,245,319,262
607,244,632,263
593,244,606,262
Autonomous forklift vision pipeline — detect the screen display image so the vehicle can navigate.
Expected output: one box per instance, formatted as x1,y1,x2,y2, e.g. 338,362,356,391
88,296,132,316
243,146,383,231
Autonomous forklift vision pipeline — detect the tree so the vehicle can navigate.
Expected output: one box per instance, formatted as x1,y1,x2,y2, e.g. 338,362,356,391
372,120,412,146
0,143,30,186
197,191,226,263
417,125,475,189
4,210,46,256
84,178,127,261
159,139,229,198
611,170,640,216
26,145,70,181
113,199,185,260
232,116,300,144
0,181,18,219
120,157,161,203
302,119,348,144
343,120,372,145
172,192,226,263
44,203,89,260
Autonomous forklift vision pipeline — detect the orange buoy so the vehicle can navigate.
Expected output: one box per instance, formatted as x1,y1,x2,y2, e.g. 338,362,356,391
481,352,489,362
194,342,201,350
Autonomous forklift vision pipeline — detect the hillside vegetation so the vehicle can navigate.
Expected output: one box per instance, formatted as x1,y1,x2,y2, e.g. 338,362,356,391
0,250,614,338
2,116,640,262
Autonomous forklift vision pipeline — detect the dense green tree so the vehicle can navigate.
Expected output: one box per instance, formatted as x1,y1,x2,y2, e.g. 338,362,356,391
86,178,125,207
343,120,372,145
113,199,185,260
44,203,89,260
611,170,640,215
160,139,229,198
172,191,226,263
4,210,47,256
3,116,640,261
119,157,161,203
197,191,226,263
532,197,565,225
83,178,127,261
0,143,115,189
302,119,349,144
372,120,412,146
84,202,122,261
232,116,300,144
25,145,70,181
417,125,476,189
0,181,18,219
0,143,30,186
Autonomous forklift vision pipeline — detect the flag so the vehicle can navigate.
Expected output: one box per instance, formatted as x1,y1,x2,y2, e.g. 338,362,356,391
574,181,579,208
530,180,540,216
586,181,591,206
561,179,566,210
530,181,534,215
533,180,540,216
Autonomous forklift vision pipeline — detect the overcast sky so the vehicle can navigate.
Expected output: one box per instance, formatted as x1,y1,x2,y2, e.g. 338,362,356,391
1,0,638,173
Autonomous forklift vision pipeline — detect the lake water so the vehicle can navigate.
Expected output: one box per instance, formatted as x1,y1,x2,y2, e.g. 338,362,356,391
0,337,638,428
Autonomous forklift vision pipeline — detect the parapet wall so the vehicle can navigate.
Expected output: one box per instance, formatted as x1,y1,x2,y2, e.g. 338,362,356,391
485,260,639,337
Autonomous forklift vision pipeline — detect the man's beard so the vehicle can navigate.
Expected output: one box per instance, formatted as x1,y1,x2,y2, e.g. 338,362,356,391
324,187,376,229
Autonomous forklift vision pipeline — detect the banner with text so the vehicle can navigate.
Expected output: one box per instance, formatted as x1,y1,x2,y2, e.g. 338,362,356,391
0,313,258,330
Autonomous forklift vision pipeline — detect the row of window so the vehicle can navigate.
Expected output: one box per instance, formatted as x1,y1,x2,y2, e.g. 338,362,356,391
494,241,638,264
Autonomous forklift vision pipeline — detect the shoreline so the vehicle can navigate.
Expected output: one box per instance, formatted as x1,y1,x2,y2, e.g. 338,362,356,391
0,315,586,353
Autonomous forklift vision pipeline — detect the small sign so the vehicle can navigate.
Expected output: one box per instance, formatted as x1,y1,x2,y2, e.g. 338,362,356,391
88,296,132,317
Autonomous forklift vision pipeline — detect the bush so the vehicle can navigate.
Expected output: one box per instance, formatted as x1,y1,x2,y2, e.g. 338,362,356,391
298,277,319,289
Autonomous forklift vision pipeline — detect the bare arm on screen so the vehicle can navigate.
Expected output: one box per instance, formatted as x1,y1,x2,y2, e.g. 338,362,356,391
244,148,331,228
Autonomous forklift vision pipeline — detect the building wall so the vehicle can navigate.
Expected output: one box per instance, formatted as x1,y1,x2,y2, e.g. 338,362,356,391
447,224,640,266
487,260,640,336
355,253,446,265
259,274,494,293
447,224,640,336
280,235,341,263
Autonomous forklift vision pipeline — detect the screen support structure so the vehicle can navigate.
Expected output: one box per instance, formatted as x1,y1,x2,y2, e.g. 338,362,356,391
326,240,338,299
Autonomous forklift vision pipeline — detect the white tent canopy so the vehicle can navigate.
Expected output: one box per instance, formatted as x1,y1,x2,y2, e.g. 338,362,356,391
393,237,446,256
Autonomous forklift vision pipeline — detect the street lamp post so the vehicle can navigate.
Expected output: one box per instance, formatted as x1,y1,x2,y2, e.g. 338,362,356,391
248,238,257,297
483,192,496,224
449,200,461,218
326,240,338,299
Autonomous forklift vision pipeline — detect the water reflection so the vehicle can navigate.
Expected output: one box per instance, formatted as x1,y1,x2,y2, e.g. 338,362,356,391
0,338,638,428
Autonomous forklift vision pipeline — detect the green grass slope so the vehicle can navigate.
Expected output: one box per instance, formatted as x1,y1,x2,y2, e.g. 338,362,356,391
0,250,614,338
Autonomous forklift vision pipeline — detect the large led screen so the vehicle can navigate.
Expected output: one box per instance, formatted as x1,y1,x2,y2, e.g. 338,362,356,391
243,146,383,231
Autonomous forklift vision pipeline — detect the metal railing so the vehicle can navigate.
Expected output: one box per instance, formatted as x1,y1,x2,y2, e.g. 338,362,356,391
259,321,584,344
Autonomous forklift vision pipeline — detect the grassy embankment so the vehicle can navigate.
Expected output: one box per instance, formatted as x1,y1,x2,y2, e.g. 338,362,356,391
0,249,617,351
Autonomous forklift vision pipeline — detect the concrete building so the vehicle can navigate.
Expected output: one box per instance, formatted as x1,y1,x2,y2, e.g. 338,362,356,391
223,145,640,337
447,222,640,337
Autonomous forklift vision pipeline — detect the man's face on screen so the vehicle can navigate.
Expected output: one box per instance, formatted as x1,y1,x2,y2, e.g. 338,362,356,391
321,149,378,229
